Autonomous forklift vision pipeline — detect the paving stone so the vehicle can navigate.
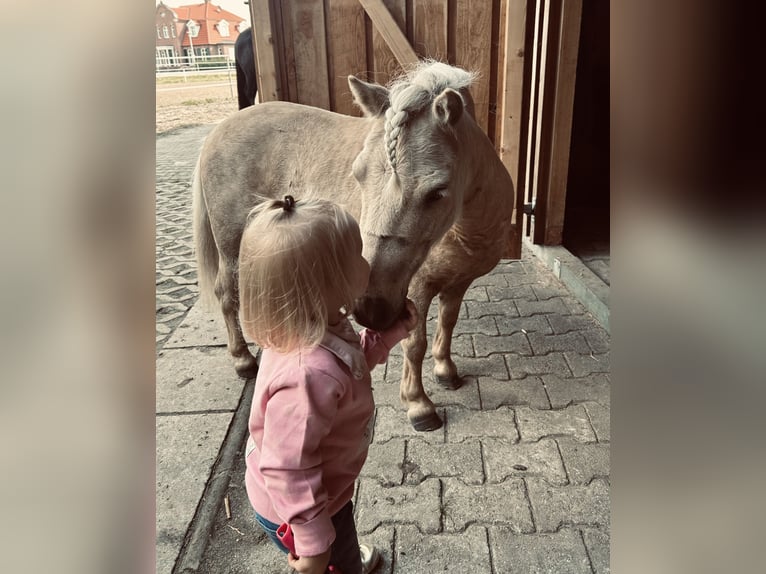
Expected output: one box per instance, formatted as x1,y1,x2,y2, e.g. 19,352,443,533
452,314,501,335
164,300,239,348
583,327,610,353
557,438,610,485
373,406,446,444
482,438,567,485
445,407,518,443
486,284,537,301
496,314,554,335
473,332,532,356
543,373,610,408
531,282,573,301
506,352,573,379
442,478,534,533
405,439,484,485
156,347,245,413
516,405,597,443
470,267,513,286
465,300,519,319
156,412,232,573
479,376,551,409
464,284,489,301
564,351,610,376
547,313,600,334
362,439,406,487
453,354,509,380
582,527,611,574
447,333,475,357
527,330,591,355
372,380,403,408
426,375,482,409
526,478,610,532
562,296,589,315
358,526,395,574
394,525,491,573
515,297,571,317
490,527,593,574
583,402,610,442
356,479,442,535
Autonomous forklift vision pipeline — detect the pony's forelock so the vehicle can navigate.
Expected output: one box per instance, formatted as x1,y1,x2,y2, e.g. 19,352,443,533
383,61,476,170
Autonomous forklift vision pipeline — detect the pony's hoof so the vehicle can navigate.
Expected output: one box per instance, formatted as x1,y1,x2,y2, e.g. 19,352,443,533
409,411,443,432
434,374,463,390
234,356,259,379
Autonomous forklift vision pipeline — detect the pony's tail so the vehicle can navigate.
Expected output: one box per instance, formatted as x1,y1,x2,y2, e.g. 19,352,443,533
192,157,219,310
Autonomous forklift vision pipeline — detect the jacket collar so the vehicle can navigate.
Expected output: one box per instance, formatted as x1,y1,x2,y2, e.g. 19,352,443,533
319,318,366,380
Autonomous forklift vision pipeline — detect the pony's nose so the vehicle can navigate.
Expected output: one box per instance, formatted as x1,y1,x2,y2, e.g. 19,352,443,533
353,297,398,331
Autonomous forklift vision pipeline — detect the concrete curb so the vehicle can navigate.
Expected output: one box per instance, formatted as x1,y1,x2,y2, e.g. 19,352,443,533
524,238,610,333
174,377,256,573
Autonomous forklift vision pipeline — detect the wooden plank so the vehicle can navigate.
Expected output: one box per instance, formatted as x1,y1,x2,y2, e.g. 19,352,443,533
455,0,493,133
360,0,418,75
280,0,299,102
289,0,331,109
499,0,528,183
498,0,528,258
413,0,448,61
249,0,280,102
541,0,582,245
368,0,407,85
326,0,368,115
527,0,548,242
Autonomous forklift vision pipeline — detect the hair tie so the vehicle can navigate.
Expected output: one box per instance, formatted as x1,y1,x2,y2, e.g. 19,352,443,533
282,195,295,211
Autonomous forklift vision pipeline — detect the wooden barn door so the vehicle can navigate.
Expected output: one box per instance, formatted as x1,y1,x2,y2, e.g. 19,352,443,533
247,0,530,258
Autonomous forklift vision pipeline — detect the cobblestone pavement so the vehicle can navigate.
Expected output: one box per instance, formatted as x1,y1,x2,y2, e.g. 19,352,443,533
156,125,611,573
156,124,214,350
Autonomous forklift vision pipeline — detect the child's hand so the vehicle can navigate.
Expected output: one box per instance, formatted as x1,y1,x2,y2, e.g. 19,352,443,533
286,549,331,574
400,298,419,332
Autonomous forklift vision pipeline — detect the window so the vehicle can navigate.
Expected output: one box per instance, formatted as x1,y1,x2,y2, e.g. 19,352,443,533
171,26,176,38
157,27,162,39
162,25,169,39
218,20,230,37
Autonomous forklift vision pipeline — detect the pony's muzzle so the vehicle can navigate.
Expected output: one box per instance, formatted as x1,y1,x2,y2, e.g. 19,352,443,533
353,297,399,331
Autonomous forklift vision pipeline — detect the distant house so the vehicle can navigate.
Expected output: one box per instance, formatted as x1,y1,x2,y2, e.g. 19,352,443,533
155,1,249,68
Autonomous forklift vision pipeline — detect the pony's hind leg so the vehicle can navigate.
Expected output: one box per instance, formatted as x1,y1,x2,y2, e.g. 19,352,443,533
400,292,442,431
215,256,258,378
432,280,472,390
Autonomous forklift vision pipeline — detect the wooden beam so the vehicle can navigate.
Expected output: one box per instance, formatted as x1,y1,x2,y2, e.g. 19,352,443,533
370,0,407,85
359,0,419,68
542,0,582,245
498,0,528,258
249,0,281,102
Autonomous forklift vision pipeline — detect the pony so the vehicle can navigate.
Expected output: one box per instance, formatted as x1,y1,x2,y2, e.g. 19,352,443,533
193,62,514,431
234,27,258,109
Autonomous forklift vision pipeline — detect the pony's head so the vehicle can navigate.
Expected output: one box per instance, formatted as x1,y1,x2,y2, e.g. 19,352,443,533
347,62,476,330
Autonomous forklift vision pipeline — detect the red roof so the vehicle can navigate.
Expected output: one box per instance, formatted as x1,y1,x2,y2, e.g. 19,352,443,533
169,2,246,46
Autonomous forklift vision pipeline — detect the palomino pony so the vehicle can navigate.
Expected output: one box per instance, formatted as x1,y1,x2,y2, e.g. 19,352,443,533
193,62,514,431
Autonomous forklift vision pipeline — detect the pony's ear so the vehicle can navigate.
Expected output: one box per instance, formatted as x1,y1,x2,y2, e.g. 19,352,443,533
348,75,390,117
432,88,464,127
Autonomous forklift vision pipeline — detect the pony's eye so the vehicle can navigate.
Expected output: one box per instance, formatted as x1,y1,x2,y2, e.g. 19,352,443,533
424,187,447,203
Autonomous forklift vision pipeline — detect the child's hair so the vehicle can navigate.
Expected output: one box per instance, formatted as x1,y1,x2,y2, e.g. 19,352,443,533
239,195,362,352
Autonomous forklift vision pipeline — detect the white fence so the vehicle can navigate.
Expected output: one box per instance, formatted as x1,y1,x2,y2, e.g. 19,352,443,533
155,54,236,76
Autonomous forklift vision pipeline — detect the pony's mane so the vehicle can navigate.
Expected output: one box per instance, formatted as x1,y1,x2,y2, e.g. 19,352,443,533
384,61,476,170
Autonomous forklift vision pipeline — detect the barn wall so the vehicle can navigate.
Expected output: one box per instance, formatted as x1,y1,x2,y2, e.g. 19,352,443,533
252,0,508,144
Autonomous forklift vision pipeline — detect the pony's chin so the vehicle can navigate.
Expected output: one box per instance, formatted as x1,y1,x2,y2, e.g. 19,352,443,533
352,297,400,331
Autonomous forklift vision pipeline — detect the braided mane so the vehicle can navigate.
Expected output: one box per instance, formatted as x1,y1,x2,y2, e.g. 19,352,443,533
383,61,475,170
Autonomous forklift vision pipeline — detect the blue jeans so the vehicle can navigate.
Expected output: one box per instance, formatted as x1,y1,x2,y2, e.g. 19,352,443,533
255,500,362,574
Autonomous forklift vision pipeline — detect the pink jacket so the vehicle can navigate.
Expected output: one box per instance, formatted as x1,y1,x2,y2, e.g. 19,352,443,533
245,317,409,557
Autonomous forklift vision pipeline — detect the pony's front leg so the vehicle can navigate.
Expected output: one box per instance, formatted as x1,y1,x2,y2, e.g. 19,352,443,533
215,256,258,379
433,281,472,390
400,315,442,431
